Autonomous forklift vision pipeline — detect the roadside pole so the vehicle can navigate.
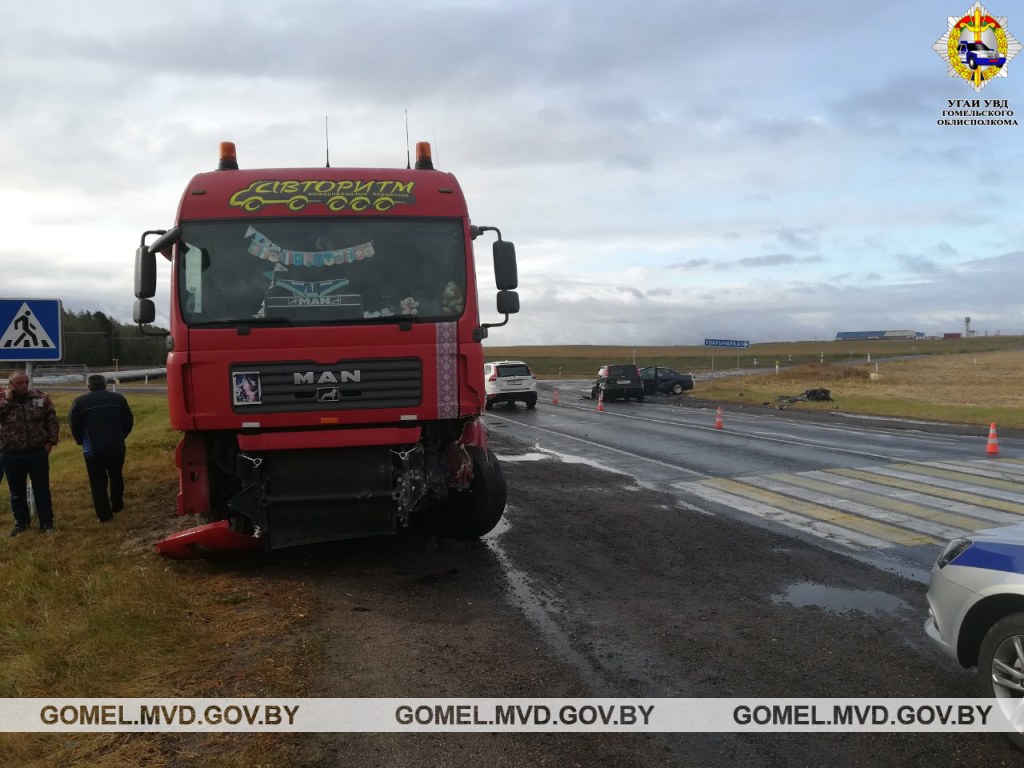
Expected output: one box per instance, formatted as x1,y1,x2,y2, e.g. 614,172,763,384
704,338,749,390
25,362,33,380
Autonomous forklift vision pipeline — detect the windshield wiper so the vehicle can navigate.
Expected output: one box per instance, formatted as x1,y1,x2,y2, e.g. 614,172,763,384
245,316,295,325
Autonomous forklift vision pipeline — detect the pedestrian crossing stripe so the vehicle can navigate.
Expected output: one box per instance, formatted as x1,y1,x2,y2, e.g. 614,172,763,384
678,481,896,552
764,473,988,533
821,468,1024,520
742,475,970,540
0,302,55,349
675,459,1024,552
923,461,1024,483
703,478,936,546
889,463,1024,493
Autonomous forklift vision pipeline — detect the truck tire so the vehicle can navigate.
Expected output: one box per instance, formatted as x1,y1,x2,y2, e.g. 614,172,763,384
448,447,507,541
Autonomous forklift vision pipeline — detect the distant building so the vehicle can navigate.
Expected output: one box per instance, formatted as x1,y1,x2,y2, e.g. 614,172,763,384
835,330,924,341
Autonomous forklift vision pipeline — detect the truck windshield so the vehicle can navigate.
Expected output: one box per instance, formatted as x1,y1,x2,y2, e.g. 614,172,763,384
177,218,467,326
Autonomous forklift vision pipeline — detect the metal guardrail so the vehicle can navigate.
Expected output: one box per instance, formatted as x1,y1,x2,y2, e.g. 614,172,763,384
0,368,167,386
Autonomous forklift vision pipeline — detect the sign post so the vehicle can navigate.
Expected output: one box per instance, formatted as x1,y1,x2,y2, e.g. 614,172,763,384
0,299,64,375
704,339,750,389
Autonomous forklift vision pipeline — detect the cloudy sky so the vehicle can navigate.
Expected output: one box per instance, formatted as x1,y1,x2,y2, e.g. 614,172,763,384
2,0,1022,345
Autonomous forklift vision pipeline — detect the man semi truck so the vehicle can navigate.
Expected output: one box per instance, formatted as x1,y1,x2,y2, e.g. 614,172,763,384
134,141,519,558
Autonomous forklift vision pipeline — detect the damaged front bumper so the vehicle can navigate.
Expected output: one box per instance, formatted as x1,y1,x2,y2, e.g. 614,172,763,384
155,520,264,560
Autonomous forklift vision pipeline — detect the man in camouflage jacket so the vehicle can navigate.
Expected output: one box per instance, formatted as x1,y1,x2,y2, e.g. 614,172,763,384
0,371,59,535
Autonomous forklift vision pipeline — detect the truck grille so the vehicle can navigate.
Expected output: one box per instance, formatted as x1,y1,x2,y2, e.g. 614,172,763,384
231,358,422,413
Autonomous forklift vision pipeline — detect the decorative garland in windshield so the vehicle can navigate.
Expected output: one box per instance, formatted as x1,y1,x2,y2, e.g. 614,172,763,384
244,226,374,267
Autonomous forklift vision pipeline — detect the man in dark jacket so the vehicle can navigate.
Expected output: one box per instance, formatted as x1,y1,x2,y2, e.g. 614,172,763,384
0,371,60,535
69,374,134,523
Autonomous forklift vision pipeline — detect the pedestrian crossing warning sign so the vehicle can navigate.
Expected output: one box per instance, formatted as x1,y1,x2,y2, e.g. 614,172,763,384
0,299,63,361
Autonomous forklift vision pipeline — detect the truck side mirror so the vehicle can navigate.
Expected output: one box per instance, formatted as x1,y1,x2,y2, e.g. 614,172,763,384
493,241,518,290
135,246,156,299
134,298,156,324
496,290,519,315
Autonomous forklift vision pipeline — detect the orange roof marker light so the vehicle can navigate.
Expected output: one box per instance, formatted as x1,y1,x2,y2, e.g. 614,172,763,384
414,141,434,170
218,141,239,171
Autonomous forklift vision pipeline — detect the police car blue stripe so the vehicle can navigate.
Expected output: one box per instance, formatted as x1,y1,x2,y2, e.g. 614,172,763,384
952,541,1024,575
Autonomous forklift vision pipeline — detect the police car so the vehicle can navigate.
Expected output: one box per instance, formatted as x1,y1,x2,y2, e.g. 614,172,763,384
926,522,1024,747
958,41,1007,70
483,361,538,410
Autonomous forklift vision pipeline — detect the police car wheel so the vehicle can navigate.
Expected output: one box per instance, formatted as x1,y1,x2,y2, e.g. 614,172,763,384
968,57,978,70
978,612,1024,750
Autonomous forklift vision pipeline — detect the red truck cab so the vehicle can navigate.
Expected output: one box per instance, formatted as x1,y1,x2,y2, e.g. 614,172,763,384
134,142,519,558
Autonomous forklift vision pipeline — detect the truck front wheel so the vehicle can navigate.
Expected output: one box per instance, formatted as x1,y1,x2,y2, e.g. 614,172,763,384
446,447,507,540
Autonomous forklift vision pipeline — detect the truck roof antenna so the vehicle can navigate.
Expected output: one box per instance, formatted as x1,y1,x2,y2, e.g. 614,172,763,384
325,116,330,168
433,126,439,170
405,110,411,170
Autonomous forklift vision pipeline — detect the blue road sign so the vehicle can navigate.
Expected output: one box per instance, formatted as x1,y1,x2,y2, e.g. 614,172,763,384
704,338,749,349
0,298,63,361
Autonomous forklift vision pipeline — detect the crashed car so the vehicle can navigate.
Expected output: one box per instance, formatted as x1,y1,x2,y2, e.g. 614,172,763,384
926,523,1024,749
639,366,694,396
592,364,644,402
775,388,833,404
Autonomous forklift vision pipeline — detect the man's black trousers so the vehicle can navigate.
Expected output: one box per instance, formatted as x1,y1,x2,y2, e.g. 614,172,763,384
85,455,124,522
2,448,54,529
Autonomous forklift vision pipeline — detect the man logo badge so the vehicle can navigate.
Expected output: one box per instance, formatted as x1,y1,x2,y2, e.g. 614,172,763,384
294,370,361,385
317,387,340,403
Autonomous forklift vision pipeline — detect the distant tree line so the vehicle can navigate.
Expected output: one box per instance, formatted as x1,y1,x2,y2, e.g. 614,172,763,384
52,310,168,368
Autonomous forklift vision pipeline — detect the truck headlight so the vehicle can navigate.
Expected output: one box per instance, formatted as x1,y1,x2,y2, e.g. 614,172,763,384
936,537,972,569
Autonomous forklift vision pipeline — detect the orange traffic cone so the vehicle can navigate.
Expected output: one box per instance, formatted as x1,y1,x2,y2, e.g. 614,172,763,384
553,388,559,404
597,390,604,412
715,406,724,430
987,423,999,455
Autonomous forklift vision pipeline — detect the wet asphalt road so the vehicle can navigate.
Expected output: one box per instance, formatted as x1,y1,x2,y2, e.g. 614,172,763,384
96,379,1024,764
283,430,1021,767
490,382,1024,577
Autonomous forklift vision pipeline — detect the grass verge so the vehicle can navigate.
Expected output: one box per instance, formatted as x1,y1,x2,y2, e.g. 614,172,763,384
0,395,316,767
698,351,1024,428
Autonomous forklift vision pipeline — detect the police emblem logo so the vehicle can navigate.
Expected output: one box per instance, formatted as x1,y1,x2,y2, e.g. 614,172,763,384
934,2,1022,91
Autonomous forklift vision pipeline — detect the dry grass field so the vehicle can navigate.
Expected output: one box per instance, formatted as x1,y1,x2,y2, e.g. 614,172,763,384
0,395,314,767
701,350,1024,427
484,336,1024,378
